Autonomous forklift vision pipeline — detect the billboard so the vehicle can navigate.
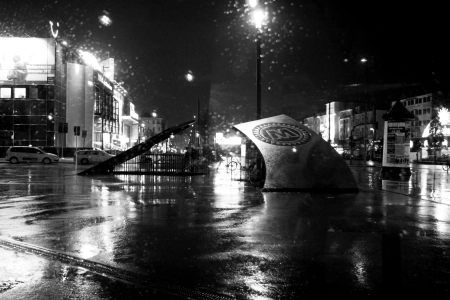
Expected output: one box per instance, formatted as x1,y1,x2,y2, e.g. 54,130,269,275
0,38,55,84
382,121,411,167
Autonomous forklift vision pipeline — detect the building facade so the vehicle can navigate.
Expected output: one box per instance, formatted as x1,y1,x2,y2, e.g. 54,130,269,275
0,37,60,156
0,36,142,157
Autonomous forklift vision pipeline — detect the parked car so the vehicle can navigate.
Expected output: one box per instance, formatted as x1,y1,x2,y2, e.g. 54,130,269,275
5,146,60,164
74,149,115,165
105,149,123,155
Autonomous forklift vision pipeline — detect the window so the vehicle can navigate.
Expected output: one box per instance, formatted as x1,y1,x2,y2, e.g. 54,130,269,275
1,87,12,98
29,87,38,99
14,88,27,98
14,101,31,115
0,100,13,115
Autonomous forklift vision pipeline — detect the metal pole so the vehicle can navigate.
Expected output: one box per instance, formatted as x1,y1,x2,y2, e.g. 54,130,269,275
256,33,262,120
363,62,369,170
256,31,263,179
328,100,331,143
197,97,200,149
101,117,104,150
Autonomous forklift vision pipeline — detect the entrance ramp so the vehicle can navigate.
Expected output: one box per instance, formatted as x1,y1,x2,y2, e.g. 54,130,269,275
78,120,194,176
233,115,358,192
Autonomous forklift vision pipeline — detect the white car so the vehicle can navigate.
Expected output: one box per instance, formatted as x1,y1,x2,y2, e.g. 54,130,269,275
74,149,115,165
5,146,60,164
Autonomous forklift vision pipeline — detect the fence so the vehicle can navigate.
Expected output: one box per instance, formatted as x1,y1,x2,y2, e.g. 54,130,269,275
113,153,210,175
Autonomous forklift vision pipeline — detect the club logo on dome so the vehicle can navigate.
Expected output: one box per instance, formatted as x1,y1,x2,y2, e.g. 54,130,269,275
252,123,311,146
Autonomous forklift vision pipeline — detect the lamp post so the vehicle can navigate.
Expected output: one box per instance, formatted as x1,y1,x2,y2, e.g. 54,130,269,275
249,0,265,120
361,58,369,170
249,0,266,179
185,71,200,149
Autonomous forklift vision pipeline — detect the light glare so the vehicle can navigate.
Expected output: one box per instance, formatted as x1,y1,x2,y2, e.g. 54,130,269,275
252,8,265,29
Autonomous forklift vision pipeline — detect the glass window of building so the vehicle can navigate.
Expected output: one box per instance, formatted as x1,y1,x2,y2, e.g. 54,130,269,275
14,101,31,115
29,87,38,99
1,87,12,98
0,100,13,115
14,88,27,98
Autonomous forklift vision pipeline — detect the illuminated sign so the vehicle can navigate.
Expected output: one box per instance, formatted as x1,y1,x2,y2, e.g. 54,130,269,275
49,21,59,38
439,108,450,126
130,103,138,120
0,38,55,84
215,132,242,145
252,123,311,146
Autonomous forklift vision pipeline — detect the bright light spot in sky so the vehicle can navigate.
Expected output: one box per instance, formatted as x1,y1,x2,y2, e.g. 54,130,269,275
252,8,265,29
248,0,259,8
185,71,195,82
99,11,112,26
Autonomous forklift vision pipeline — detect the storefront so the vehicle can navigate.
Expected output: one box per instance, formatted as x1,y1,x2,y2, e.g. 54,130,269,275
0,38,57,154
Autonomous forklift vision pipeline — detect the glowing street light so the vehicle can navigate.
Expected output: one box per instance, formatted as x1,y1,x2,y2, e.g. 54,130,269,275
248,0,266,120
248,0,266,178
99,11,112,26
361,57,369,169
185,70,195,82
79,51,101,71
252,8,265,29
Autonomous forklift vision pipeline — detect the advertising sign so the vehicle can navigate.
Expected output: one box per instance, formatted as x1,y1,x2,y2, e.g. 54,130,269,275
382,121,411,167
0,38,55,84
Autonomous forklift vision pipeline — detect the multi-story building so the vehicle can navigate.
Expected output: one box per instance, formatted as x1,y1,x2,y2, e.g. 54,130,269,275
393,93,450,160
0,37,62,156
396,93,433,139
0,36,140,156
140,112,164,139
303,101,386,157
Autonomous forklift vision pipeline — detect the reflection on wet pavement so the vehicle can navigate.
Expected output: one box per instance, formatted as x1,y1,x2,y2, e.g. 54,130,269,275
0,163,450,298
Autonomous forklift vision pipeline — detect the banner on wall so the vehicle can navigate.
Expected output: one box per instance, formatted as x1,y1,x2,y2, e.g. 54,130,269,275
382,121,411,167
0,38,55,84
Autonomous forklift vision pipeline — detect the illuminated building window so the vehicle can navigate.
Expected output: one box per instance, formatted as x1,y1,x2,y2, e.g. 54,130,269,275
14,88,27,98
1,87,12,98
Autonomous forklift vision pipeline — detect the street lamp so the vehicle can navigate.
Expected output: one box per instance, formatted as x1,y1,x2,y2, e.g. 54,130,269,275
185,71,200,149
249,0,266,179
98,11,112,26
361,58,369,170
249,0,266,120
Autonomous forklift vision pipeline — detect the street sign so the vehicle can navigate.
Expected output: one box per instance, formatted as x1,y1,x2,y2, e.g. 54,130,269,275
74,126,81,136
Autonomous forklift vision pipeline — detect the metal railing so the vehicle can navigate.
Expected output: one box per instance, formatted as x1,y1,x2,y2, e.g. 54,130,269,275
113,153,209,175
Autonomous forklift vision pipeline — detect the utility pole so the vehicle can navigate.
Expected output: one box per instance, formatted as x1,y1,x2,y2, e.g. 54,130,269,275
361,58,369,171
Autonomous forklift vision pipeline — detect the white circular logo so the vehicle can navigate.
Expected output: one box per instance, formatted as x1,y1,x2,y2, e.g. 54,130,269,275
253,123,311,146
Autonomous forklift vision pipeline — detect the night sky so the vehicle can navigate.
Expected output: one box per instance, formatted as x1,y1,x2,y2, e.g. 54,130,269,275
1,0,449,127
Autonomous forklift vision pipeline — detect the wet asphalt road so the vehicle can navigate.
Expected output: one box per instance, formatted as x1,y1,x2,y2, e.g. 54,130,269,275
1,161,450,299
